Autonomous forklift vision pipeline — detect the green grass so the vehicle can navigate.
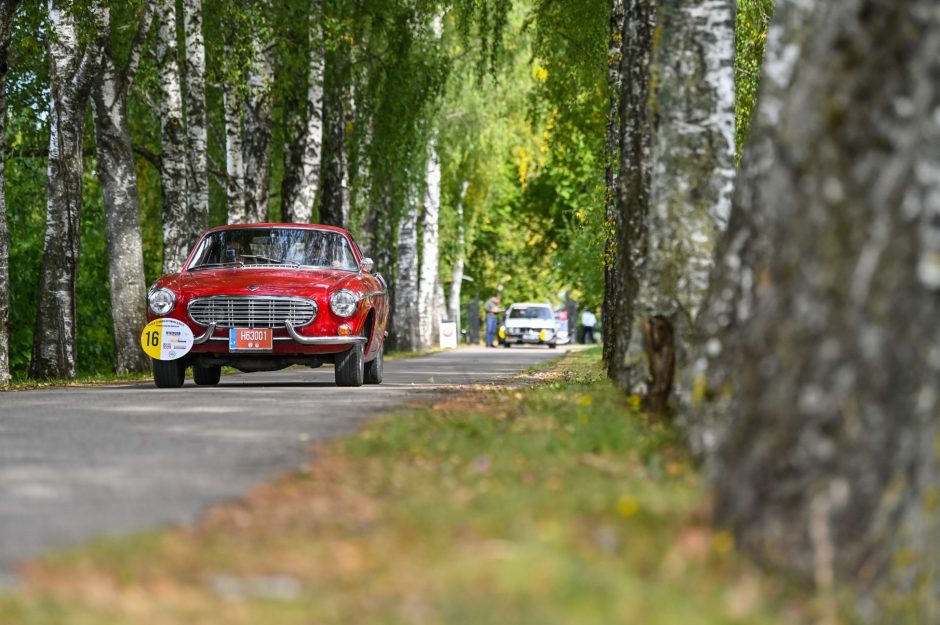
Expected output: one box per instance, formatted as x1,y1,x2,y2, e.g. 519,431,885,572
1,371,153,392
0,349,803,625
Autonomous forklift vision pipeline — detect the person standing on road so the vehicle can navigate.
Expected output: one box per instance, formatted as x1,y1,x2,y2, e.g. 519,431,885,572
581,308,597,344
484,294,503,347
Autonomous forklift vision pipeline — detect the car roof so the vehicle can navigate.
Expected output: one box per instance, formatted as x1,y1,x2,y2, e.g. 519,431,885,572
509,302,553,308
201,223,352,236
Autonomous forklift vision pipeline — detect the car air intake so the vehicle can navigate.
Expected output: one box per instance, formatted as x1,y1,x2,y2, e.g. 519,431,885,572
188,296,317,329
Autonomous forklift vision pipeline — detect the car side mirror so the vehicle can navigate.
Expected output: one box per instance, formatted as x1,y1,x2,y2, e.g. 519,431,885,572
360,257,375,273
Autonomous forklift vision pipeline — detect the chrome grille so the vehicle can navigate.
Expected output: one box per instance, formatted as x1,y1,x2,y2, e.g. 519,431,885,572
188,296,317,329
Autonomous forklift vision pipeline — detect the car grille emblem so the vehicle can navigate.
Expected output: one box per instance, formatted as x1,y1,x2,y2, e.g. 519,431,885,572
247,285,261,292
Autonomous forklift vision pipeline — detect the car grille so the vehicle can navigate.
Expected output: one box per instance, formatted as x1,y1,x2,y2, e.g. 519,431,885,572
188,296,317,329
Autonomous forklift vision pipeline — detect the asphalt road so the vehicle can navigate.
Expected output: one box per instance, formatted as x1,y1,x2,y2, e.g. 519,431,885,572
0,345,563,581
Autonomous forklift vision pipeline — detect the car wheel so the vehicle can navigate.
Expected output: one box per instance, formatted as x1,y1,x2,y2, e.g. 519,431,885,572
364,343,384,385
193,365,221,386
335,343,364,387
152,359,185,388
503,342,511,348
548,342,557,349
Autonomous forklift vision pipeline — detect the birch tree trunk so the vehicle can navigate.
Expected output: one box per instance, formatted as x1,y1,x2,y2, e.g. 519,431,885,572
606,0,654,389
155,0,189,273
282,12,324,224
319,45,349,228
417,136,441,349
223,55,246,224
392,188,420,351
0,0,19,385
91,5,151,374
448,180,470,334
694,0,940,616
242,30,274,223
601,0,623,368
182,0,208,238
623,0,736,393
31,1,104,379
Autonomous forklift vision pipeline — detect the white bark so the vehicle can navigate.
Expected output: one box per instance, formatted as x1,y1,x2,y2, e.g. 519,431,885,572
31,1,106,379
223,53,246,224
0,0,19,384
448,181,470,332
622,0,737,392
155,0,189,273
183,0,208,238
643,0,736,321
285,15,324,224
243,29,274,223
392,187,420,351
417,136,441,349
91,5,151,374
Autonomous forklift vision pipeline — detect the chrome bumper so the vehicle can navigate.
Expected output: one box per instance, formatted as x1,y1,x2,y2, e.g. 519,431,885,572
284,321,367,345
192,321,365,347
193,323,216,344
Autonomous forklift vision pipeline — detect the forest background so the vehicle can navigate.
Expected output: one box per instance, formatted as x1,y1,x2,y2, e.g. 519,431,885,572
0,0,769,381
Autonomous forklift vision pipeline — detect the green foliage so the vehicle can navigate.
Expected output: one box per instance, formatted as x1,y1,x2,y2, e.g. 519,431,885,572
735,0,773,159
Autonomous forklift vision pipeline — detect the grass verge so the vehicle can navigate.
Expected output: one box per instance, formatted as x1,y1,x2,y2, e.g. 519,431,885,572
0,348,802,624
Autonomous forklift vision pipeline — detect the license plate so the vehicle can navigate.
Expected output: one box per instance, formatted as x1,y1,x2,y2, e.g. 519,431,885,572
229,328,273,351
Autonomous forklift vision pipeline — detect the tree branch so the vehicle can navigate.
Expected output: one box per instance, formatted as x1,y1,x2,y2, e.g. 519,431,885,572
123,0,155,89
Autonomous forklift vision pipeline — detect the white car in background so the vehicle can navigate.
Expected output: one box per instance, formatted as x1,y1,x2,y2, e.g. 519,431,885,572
501,302,559,348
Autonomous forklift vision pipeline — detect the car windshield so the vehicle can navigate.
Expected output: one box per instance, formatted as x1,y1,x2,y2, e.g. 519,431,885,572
187,228,358,271
508,306,554,320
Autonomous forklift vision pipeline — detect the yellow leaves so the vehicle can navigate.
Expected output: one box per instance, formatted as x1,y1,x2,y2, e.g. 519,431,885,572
616,494,639,518
712,531,734,555
577,395,592,407
531,64,548,83
628,395,642,409
514,146,530,186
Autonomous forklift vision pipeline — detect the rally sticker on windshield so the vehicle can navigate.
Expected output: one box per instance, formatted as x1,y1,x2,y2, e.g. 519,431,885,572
141,318,194,361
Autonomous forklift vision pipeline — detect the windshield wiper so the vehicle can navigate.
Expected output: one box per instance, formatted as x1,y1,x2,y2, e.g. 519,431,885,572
239,254,298,267
188,261,243,271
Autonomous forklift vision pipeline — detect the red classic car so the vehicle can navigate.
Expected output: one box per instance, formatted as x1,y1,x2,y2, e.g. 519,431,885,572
145,224,389,388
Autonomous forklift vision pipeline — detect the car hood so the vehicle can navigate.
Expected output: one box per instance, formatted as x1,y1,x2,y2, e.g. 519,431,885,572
505,318,557,329
173,267,353,298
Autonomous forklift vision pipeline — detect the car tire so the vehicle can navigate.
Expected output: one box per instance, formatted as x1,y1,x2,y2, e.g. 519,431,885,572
548,342,557,349
503,342,511,348
193,365,221,386
152,359,185,388
335,343,364,387
364,343,384,385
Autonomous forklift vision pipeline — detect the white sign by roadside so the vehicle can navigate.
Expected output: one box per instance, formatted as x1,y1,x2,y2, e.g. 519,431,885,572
439,321,458,349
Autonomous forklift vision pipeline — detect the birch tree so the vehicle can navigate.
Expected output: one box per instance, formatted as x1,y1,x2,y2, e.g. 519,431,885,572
693,0,940,616
392,188,420,351
448,180,470,332
0,0,19,385
183,0,208,238
601,0,623,369
417,135,441,348
223,53,246,224
619,0,736,392
242,22,274,223
605,0,654,389
281,9,324,224
30,1,105,379
91,3,152,374
319,43,350,228
155,0,189,273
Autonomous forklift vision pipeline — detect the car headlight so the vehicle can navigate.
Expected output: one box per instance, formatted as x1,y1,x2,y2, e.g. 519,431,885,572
148,288,176,315
330,289,359,317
